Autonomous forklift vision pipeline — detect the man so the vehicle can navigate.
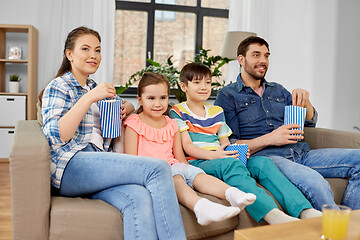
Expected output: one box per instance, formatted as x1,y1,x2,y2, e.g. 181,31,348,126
214,36,360,210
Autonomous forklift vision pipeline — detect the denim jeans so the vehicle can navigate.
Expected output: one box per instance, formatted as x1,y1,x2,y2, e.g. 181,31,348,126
59,144,186,240
267,148,360,210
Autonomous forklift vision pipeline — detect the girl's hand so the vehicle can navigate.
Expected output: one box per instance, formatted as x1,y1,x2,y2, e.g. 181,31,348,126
246,148,250,159
87,82,116,103
211,144,238,159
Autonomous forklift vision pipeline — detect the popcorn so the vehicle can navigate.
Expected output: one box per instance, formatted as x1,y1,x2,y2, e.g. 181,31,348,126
98,99,122,138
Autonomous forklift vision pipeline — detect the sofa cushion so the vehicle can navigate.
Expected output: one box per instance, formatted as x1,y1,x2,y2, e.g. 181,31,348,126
326,178,349,204
50,193,238,240
50,197,123,240
182,193,238,240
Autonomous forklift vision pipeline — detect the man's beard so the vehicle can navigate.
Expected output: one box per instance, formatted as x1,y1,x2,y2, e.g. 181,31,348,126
244,64,267,80
249,71,266,80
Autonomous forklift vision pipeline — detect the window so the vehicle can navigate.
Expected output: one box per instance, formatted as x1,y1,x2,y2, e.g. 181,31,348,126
114,10,147,86
114,0,229,86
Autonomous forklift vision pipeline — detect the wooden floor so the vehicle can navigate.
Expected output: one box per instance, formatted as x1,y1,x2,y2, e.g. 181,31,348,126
0,162,12,240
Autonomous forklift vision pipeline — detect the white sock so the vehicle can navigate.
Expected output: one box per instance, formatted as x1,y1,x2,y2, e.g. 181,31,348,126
225,187,257,210
299,208,323,219
193,198,240,226
263,208,300,225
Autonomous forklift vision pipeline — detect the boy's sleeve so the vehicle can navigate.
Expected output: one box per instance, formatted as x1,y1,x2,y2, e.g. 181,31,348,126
217,113,232,139
169,106,189,132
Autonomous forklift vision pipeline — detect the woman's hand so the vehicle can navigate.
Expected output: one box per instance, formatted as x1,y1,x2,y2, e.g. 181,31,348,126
121,104,127,120
87,82,116,103
121,101,135,120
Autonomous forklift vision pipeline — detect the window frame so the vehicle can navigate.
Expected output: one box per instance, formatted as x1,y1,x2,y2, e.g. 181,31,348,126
115,0,229,66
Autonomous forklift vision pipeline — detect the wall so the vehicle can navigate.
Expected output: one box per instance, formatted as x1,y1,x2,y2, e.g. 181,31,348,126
333,0,360,132
0,0,114,97
0,0,62,93
1,0,360,132
229,0,360,132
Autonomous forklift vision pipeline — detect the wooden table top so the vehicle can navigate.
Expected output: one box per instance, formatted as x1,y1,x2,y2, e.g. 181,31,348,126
234,210,360,240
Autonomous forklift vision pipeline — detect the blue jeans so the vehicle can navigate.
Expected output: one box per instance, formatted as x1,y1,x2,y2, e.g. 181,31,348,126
59,144,186,240
268,148,360,210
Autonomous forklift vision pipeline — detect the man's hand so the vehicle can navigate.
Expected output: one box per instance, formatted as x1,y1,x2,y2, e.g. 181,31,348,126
292,88,314,120
292,88,310,108
268,124,303,146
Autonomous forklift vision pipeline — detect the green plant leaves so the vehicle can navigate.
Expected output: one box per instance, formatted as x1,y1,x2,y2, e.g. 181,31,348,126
117,47,231,103
9,74,21,82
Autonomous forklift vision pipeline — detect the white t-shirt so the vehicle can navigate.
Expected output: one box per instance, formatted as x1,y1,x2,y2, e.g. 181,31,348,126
84,84,104,150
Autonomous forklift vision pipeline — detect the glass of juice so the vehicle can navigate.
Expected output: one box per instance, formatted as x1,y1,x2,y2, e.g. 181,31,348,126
322,204,351,240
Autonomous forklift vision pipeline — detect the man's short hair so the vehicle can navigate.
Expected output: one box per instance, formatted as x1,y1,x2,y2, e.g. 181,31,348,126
237,36,270,57
180,62,211,85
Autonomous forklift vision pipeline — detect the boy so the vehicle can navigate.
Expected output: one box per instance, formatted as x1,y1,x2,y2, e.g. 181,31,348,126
169,62,322,224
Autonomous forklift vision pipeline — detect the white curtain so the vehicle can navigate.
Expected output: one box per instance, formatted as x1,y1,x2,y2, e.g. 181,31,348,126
225,0,272,84
37,0,115,91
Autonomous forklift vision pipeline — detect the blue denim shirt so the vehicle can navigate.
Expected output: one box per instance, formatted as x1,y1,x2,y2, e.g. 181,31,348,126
214,74,318,159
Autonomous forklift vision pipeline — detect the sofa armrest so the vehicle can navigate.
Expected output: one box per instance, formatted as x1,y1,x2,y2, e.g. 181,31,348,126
10,120,51,240
304,127,360,149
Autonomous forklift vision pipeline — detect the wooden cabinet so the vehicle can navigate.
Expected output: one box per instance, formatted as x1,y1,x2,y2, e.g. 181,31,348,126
0,24,38,161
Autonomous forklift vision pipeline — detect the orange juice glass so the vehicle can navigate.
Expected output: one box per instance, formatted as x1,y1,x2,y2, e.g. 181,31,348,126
322,204,351,240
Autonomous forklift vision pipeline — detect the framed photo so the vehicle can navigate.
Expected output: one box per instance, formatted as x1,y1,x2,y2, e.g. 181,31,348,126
8,46,22,60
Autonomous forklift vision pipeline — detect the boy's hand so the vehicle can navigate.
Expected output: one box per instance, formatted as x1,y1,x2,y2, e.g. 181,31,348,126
246,148,250,159
211,144,238,159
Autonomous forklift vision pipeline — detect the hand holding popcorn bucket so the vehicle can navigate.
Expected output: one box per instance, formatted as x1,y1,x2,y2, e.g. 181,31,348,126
225,144,248,166
284,105,307,141
98,99,122,138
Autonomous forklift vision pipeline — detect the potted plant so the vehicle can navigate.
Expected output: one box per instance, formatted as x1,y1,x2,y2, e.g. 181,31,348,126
117,47,232,103
9,74,21,93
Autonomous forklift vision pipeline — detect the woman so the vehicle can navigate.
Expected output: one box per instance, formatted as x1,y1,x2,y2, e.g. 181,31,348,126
41,26,186,240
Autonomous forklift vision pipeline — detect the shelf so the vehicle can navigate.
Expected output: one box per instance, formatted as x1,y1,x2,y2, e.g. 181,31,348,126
0,25,30,33
0,92,27,96
0,24,38,120
0,59,28,63
0,24,37,160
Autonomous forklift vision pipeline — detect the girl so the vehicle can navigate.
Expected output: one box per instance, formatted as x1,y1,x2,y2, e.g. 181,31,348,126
42,26,186,240
123,72,256,226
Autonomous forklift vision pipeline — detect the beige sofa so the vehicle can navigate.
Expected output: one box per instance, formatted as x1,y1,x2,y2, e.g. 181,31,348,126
10,121,359,240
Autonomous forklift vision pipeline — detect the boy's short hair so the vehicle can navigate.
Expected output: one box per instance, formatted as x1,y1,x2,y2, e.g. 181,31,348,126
237,36,270,57
180,62,211,85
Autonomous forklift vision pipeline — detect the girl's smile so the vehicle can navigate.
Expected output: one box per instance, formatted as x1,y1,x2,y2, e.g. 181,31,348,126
138,82,169,119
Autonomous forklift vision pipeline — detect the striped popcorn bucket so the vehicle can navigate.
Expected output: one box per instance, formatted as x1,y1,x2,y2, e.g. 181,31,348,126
284,105,307,140
225,144,248,166
98,99,122,138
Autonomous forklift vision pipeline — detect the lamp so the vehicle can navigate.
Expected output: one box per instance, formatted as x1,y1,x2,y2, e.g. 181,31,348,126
222,31,256,84
221,31,257,59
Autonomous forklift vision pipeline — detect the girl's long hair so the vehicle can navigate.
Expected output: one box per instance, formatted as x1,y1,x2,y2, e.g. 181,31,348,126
137,72,171,114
